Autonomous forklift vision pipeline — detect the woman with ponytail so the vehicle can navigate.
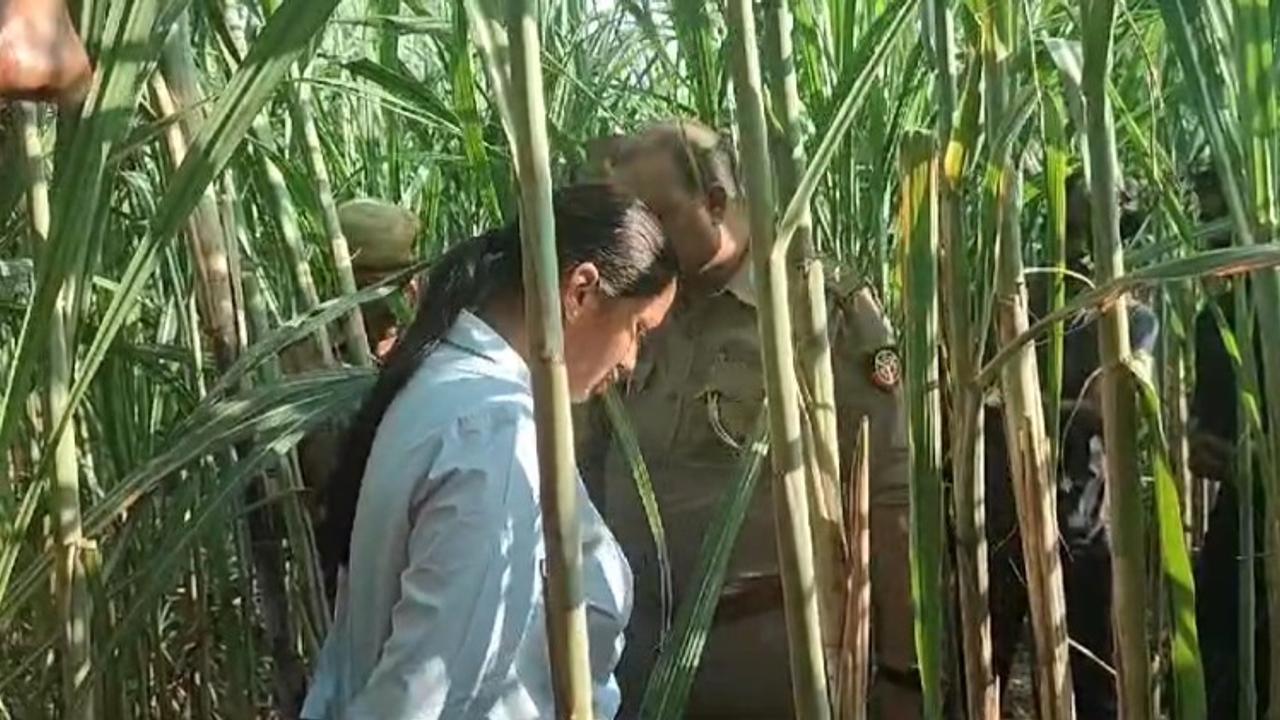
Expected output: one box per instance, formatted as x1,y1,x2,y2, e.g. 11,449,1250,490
302,183,677,720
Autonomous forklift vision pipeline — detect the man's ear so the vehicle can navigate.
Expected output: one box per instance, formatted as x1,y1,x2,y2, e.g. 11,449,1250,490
706,185,729,225
562,262,602,321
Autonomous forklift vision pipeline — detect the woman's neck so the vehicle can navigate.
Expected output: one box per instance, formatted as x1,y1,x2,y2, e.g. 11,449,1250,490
478,294,530,363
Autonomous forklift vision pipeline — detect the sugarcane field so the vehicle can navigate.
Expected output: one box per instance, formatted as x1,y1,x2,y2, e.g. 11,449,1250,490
6,0,1280,718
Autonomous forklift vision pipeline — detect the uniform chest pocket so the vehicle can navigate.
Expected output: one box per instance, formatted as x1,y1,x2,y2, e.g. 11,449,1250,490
688,341,765,453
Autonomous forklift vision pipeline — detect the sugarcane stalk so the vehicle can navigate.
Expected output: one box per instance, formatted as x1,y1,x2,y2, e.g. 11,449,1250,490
994,158,1077,720
949,143,1000,719
1082,0,1150,715
288,78,373,366
224,0,334,368
19,101,94,720
377,0,403,199
1236,282,1260,720
930,1,997,715
836,418,872,720
764,0,846,684
983,1,1077,717
219,172,251,357
1232,0,1280,712
1040,94,1068,521
157,13,239,371
223,166,336,647
150,60,234,718
198,8,323,710
463,0,517,150
1161,282,1194,545
240,258,332,652
185,553,215,718
899,130,946,720
726,1,830,717
503,0,593,715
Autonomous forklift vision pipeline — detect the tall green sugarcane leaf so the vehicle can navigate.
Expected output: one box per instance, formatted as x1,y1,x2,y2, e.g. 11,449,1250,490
0,476,44,606
463,0,517,150
1154,0,1251,235
24,260,426,493
342,58,465,134
616,0,681,81
449,7,505,219
641,411,769,720
1206,300,1270,464
900,130,945,719
203,260,428,403
25,0,345,487
1037,86,1068,474
670,0,722,125
776,0,918,256
978,245,1280,386
297,77,469,136
601,388,673,641
71,419,314,708
91,371,369,533
0,370,371,627
1130,361,1207,720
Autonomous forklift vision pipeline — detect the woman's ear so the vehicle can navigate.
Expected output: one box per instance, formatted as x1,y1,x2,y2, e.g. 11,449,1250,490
562,262,602,322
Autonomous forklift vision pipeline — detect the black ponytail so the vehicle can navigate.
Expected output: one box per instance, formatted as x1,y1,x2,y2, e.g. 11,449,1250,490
318,182,674,584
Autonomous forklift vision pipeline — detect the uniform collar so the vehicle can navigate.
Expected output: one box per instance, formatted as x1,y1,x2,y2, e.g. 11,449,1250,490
720,251,757,308
443,310,532,388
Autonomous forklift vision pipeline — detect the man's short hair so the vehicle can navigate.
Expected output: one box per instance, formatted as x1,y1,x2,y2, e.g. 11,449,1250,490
583,119,741,199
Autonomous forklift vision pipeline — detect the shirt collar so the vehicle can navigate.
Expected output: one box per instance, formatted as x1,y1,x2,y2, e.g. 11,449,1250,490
721,251,757,308
443,310,532,388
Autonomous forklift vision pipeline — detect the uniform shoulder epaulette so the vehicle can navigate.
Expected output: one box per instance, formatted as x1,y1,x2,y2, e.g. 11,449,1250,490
822,266,874,307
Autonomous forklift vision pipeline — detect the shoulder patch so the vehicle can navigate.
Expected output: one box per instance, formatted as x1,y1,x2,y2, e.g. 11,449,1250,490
868,346,902,392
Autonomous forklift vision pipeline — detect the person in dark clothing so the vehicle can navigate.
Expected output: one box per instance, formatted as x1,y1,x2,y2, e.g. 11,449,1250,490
1191,286,1271,718
1182,166,1271,718
983,300,1159,720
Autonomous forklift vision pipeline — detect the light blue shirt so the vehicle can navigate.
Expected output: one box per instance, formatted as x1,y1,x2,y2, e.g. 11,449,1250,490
302,310,633,719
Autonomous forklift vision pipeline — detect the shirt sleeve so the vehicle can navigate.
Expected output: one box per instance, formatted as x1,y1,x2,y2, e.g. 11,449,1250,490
346,406,543,719
830,286,911,508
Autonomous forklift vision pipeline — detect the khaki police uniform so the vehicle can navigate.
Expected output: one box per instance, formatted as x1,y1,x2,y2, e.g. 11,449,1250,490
577,260,913,719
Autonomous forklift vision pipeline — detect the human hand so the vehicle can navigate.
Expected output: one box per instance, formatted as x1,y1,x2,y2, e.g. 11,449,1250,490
0,0,92,105
1189,431,1234,483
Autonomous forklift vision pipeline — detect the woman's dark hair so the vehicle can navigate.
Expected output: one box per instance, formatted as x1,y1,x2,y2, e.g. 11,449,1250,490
318,182,675,582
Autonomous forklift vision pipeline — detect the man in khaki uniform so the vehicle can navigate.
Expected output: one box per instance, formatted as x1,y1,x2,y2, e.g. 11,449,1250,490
576,120,918,719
